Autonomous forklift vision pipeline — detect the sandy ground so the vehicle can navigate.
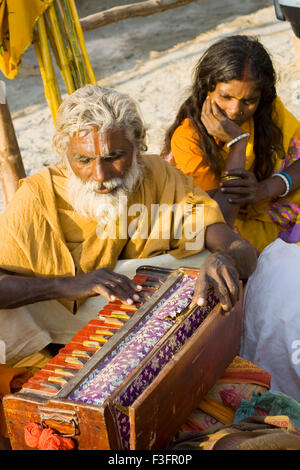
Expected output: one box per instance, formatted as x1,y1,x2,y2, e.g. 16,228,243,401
0,0,299,212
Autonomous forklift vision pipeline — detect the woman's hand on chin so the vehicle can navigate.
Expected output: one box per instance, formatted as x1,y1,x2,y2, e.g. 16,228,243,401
201,96,244,143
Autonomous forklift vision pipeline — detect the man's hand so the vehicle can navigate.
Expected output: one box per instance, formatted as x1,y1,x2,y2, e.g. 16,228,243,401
191,252,240,312
201,97,244,143
61,267,143,305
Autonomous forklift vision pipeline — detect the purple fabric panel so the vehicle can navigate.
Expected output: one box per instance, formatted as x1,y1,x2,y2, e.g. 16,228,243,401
115,292,218,448
69,273,218,453
115,409,130,450
69,276,193,404
69,316,172,405
118,292,217,408
154,276,195,320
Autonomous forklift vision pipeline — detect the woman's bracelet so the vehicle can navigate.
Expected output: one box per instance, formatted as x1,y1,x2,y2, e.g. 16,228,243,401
226,132,250,148
221,175,240,182
271,171,292,197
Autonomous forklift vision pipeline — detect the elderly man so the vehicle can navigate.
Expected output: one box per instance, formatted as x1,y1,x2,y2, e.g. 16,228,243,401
0,85,257,363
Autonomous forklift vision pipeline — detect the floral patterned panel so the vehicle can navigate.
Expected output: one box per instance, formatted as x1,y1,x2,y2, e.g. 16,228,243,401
114,291,217,449
69,276,195,404
70,274,218,452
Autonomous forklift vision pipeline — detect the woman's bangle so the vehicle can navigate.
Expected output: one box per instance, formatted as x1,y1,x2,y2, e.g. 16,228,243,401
226,132,250,148
271,171,292,197
221,175,240,182
279,171,292,191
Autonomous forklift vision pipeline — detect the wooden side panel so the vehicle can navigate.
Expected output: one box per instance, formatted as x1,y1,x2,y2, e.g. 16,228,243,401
3,395,111,450
3,396,43,450
129,288,243,450
75,405,110,450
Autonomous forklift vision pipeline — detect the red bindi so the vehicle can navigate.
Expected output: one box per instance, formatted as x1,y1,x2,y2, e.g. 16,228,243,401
241,62,249,82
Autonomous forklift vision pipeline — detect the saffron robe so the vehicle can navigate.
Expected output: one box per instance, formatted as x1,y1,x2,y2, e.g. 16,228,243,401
0,154,224,313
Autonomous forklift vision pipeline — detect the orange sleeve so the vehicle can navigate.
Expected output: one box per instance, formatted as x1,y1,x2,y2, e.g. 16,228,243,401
170,119,219,191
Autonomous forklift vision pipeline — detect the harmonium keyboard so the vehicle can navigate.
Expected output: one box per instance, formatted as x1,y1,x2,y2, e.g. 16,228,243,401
3,265,243,450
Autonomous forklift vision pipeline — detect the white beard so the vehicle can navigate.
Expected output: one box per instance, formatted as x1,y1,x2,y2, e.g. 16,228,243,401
66,153,143,231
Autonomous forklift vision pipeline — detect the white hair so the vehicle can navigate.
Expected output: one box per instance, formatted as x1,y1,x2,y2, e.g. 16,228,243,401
53,85,147,165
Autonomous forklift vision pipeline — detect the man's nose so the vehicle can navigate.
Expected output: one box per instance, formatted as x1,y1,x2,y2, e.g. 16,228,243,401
93,159,112,182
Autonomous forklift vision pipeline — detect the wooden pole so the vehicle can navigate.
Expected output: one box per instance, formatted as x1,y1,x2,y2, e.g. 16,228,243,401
37,15,62,123
59,0,87,87
0,82,26,206
68,0,97,85
79,0,198,32
54,1,81,90
47,3,76,94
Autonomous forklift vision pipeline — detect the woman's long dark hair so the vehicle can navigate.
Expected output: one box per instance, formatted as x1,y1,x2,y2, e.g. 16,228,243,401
162,35,284,180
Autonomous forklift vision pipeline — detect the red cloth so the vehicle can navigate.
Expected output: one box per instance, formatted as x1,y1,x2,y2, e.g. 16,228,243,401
24,422,43,448
38,428,75,450
24,423,75,450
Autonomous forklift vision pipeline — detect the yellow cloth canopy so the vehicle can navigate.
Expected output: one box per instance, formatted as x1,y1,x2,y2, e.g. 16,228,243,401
0,0,53,79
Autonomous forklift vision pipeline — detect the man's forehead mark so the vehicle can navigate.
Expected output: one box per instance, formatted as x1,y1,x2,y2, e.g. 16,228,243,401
92,127,101,155
91,127,111,157
98,131,110,156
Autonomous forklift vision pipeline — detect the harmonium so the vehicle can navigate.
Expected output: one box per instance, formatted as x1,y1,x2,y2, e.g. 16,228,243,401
3,265,243,450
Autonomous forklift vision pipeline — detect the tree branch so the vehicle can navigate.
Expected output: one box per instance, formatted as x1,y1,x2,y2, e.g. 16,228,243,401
79,0,199,32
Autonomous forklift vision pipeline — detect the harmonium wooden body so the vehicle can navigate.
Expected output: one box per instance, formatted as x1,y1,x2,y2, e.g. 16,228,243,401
3,266,243,450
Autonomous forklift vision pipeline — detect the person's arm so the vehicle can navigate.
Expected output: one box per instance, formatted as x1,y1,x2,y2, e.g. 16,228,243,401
211,139,247,226
201,97,249,226
191,223,257,311
0,267,143,309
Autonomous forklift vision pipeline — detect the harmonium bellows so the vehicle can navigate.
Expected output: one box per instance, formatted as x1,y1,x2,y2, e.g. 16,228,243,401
3,266,243,450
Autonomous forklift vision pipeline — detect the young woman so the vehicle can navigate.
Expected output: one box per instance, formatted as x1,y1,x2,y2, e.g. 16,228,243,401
162,35,300,253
